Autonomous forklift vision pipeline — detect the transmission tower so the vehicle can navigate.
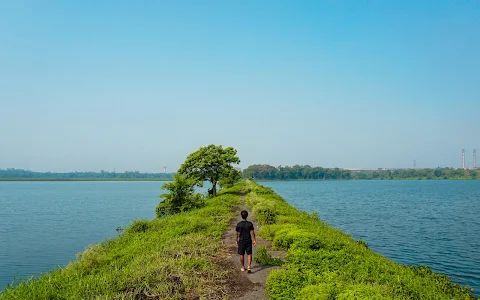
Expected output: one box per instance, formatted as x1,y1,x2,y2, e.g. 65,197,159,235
474,149,477,169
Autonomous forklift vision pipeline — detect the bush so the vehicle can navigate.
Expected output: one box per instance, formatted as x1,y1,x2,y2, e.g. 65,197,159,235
245,192,261,208
272,228,324,251
219,169,242,189
156,174,204,218
258,224,285,240
337,284,389,300
297,284,339,300
266,269,315,300
252,201,276,225
127,219,152,234
254,246,283,266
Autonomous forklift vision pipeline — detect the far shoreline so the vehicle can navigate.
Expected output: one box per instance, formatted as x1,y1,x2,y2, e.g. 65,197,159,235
0,178,171,182
2,178,479,182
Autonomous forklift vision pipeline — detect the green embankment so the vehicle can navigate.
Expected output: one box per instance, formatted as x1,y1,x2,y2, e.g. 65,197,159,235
244,180,477,300
0,185,243,300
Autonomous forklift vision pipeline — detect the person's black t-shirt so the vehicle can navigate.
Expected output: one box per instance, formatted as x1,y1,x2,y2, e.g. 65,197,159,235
236,220,254,241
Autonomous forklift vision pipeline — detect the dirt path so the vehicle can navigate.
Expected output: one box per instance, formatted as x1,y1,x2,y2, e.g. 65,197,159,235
221,193,284,300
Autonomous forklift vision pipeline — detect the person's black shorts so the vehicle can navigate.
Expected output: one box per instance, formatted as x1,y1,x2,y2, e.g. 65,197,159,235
238,240,253,255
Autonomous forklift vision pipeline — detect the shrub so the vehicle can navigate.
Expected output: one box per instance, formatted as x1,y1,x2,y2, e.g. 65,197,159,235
266,269,315,300
254,246,283,266
252,201,276,225
156,174,204,218
258,224,285,240
272,228,325,251
297,284,339,300
127,219,152,234
337,284,389,300
245,192,261,208
218,169,242,189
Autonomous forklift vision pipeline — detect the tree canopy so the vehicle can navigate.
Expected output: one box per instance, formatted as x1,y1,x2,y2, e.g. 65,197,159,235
178,144,240,197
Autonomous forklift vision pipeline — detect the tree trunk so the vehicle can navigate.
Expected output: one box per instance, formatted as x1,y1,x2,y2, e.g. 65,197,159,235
212,181,217,197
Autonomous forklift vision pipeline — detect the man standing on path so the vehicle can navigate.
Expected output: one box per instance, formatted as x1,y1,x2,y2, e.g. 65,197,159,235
236,210,257,273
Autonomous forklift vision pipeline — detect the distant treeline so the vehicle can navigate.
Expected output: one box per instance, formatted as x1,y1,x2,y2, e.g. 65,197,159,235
3,166,479,181
243,164,480,180
0,169,174,181
243,165,351,180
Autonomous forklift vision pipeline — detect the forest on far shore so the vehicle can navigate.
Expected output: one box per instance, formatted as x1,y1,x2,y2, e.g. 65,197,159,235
243,164,480,180
2,165,479,181
0,169,174,180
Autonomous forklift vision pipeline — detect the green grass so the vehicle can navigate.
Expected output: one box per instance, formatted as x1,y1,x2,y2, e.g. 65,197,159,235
244,180,477,300
0,183,244,300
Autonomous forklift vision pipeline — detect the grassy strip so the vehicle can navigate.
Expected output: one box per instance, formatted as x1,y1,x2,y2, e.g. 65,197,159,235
244,180,477,300
0,183,244,300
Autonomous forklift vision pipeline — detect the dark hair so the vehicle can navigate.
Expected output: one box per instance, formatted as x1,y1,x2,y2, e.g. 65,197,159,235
241,210,248,220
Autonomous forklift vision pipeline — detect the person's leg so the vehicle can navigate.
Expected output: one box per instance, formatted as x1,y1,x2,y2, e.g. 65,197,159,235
240,255,245,271
246,241,253,273
238,241,246,271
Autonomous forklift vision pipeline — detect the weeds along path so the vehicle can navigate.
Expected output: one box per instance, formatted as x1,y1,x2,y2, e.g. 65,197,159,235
222,192,284,300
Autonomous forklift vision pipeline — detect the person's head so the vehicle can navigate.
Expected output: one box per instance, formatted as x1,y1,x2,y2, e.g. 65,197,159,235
241,210,248,220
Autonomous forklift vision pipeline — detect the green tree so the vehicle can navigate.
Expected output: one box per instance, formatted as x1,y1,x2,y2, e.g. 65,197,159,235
434,168,443,177
469,169,478,179
156,174,203,217
178,144,240,197
219,168,242,189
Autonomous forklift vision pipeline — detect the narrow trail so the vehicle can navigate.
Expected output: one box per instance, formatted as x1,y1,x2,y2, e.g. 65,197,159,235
221,192,284,300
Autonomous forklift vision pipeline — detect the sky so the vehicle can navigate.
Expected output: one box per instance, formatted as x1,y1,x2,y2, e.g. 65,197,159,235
0,1,479,172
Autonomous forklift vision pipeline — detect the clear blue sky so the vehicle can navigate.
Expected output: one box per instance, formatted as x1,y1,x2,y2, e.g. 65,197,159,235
1,1,479,172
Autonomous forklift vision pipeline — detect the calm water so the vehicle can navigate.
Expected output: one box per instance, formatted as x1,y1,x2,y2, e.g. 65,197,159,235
261,180,480,296
0,181,174,291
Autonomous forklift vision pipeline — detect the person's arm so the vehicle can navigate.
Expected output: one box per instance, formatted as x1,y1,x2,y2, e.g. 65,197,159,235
236,231,239,245
251,229,256,246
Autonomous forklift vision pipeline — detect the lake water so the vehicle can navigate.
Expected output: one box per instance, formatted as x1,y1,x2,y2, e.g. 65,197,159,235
0,181,170,291
1,181,479,296
261,180,480,296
